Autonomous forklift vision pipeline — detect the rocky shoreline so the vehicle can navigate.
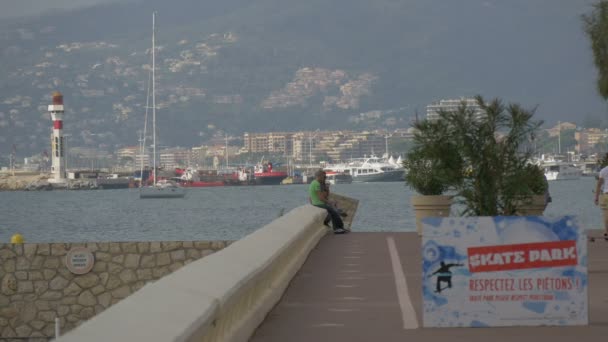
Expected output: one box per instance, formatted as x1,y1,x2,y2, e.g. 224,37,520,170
0,173,102,191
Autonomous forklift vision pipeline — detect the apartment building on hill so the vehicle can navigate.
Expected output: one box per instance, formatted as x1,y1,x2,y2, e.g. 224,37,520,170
243,130,390,162
426,97,483,121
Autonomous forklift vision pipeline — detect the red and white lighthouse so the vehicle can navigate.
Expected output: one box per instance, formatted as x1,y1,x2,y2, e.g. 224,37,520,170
48,91,66,182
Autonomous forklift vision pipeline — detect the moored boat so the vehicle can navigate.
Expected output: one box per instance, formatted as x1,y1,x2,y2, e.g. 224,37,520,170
280,176,304,185
578,161,599,177
173,167,226,187
178,180,225,187
254,162,287,185
174,167,255,186
140,179,186,198
324,171,352,184
324,155,405,182
542,162,582,181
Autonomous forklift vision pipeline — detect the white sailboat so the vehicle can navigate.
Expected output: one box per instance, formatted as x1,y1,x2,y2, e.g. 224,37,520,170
140,12,185,199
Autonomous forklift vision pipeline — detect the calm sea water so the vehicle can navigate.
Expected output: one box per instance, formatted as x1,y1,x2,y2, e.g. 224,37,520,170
0,178,602,243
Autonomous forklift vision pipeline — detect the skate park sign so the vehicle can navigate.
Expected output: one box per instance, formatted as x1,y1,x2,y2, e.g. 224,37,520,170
421,216,588,327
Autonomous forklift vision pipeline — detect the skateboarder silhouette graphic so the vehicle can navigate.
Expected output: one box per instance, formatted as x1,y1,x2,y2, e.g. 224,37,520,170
431,261,464,293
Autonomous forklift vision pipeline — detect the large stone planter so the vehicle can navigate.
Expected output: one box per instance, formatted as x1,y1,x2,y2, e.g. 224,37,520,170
515,194,547,216
411,195,453,235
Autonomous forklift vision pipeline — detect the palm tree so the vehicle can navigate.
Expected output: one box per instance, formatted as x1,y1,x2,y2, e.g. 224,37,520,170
583,1,608,100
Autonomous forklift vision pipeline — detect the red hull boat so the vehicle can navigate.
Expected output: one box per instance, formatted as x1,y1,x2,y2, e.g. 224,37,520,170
254,162,287,185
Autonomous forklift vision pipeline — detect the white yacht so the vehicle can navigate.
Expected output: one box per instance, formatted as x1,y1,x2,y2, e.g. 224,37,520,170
325,171,353,184
324,155,405,182
536,154,582,181
578,161,599,177
542,162,582,181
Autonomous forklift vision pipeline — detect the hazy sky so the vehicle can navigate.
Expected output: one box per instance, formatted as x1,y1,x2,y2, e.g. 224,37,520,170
0,0,126,18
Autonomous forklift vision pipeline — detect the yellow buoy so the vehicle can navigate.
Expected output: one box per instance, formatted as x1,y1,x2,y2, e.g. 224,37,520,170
10,233,24,244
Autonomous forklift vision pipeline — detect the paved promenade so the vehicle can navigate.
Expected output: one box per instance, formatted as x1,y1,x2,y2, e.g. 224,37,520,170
250,232,608,342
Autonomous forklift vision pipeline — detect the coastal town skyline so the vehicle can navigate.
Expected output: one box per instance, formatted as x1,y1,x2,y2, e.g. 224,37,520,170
0,0,604,158
2,119,603,173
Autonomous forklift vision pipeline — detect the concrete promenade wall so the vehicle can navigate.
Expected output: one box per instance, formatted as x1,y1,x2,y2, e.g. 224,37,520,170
0,240,230,340
57,205,329,342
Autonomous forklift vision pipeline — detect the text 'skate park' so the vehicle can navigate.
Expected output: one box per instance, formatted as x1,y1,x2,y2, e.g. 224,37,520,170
467,240,577,273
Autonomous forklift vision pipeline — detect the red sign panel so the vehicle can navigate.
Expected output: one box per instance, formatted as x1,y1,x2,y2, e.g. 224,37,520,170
467,240,577,273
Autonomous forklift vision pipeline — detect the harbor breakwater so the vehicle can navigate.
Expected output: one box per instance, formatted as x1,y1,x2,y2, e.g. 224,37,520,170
0,173,50,191
0,173,117,191
0,240,230,340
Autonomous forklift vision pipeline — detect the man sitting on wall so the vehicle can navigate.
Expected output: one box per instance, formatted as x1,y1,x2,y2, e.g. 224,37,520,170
309,169,346,234
320,180,348,225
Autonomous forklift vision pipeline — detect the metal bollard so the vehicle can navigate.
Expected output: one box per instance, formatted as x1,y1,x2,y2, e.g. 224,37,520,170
10,233,24,244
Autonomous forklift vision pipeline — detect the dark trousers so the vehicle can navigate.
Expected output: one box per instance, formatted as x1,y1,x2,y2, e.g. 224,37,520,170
314,204,344,230
436,276,452,292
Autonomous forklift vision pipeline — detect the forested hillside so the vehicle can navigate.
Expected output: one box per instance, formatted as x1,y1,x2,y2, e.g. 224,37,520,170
0,0,600,155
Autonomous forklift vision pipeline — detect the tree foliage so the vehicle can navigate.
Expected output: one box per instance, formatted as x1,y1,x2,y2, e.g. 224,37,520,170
583,1,608,100
406,96,544,216
404,119,463,195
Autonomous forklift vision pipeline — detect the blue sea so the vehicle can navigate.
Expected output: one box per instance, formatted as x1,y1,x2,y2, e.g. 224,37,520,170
0,178,602,243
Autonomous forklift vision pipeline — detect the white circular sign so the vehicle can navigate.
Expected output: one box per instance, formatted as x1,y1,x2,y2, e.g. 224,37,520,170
65,247,95,275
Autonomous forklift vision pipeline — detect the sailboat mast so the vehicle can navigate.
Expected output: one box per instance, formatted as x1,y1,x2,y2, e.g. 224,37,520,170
385,134,389,158
558,120,561,155
152,12,157,185
140,70,151,187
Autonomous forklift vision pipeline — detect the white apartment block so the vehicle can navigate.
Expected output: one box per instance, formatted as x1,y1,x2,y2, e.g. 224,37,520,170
243,130,393,162
191,146,208,167
291,132,306,161
575,128,608,153
243,132,293,155
426,97,484,121
159,148,191,169
134,153,150,168
159,153,176,170
116,146,138,160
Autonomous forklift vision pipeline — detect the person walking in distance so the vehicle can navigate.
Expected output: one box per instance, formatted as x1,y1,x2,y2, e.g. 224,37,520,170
431,261,463,293
309,169,346,234
594,154,608,241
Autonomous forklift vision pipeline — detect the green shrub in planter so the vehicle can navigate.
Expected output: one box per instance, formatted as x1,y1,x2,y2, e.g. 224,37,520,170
411,95,543,216
404,118,464,195
504,163,549,215
526,164,549,196
403,149,448,195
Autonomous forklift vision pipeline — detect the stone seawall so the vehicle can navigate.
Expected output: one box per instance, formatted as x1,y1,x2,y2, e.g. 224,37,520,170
0,241,230,340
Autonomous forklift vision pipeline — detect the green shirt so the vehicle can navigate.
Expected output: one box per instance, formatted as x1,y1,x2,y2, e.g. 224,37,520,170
309,179,324,206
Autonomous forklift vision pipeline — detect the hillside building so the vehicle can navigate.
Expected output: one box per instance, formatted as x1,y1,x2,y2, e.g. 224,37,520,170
547,121,576,137
426,97,483,121
243,130,394,163
575,128,608,153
